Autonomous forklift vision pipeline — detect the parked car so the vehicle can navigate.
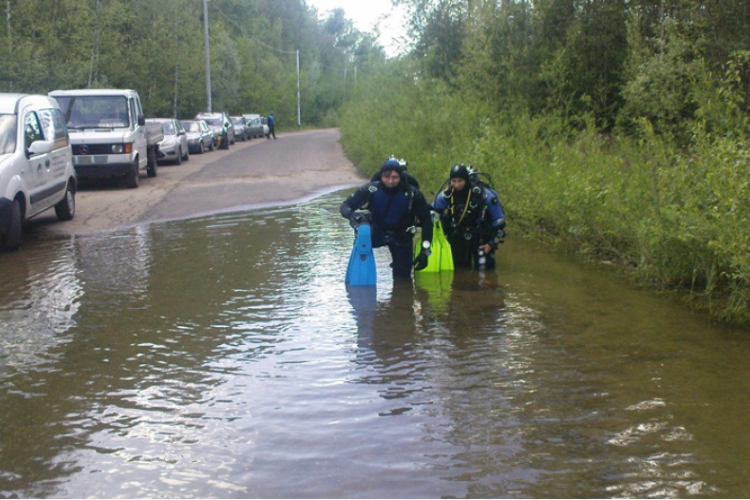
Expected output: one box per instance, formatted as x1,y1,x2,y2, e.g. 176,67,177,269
146,118,189,165
196,112,234,149
231,116,249,141
0,93,77,251
243,114,269,138
181,119,214,154
50,89,163,188
222,112,236,145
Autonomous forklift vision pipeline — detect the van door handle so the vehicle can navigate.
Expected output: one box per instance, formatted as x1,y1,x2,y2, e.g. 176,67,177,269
45,160,50,167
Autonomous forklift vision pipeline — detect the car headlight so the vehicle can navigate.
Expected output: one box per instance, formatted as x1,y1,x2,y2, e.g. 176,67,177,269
111,144,131,154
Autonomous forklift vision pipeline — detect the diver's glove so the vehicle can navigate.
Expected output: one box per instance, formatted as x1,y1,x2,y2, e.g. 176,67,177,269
349,210,371,228
489,229,506,249
413,252,429,271
413,240,431,271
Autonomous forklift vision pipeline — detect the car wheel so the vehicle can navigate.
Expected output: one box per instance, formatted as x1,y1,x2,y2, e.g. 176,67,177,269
183,146,189,162
198,141,205,154
126,161,139,189
54,182,75,221
175,146,183,165
1,198,22,251
209,139,215,151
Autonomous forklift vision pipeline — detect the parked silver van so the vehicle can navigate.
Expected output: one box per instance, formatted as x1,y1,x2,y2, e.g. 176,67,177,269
0,93,77,251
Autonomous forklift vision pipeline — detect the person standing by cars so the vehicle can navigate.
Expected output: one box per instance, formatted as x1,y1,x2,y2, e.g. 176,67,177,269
340,159,433,279
432,164,506,270
266,112,276,140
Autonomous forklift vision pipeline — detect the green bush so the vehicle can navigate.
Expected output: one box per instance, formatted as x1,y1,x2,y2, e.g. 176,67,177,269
339,56,750,324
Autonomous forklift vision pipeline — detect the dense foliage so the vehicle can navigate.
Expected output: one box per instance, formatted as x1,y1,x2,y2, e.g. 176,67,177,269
339,0,750,324
0,0,386,126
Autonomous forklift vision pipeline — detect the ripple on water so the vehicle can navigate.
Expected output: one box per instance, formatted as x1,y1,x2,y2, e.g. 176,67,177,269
0,194,749,498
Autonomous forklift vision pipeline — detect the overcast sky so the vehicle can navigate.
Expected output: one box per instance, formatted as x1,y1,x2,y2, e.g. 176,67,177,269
305,0,411,57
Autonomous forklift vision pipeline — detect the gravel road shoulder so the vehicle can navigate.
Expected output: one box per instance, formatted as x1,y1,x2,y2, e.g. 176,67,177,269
31,128,365,236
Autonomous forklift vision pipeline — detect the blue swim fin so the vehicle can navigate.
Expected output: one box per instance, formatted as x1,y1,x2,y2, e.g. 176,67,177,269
345,223,377,286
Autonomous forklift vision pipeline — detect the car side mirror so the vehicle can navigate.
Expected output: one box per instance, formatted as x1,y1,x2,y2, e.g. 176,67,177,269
27,140,51,158
138,114,146,126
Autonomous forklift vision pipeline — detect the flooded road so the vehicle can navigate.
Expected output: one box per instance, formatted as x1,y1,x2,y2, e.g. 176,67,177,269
2,192,750,498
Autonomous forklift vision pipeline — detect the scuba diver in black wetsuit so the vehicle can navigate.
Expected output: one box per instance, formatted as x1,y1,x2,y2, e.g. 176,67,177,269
341,159,433,278
370,156,420,189
432,164,506,270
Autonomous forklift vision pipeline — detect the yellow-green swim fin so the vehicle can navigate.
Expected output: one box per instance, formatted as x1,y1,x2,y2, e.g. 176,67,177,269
415,217,454,273
435,219,454,271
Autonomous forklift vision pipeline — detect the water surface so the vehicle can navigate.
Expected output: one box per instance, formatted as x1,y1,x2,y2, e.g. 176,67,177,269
1,193,749,498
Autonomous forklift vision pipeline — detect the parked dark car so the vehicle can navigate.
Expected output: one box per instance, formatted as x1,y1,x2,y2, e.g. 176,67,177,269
220,112,236,145
231,116,249,141
195,112,234,149
243,114,268,138
180,119,214,154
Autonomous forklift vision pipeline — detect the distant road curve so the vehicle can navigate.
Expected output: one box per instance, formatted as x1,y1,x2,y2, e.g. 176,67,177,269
35,128,366,236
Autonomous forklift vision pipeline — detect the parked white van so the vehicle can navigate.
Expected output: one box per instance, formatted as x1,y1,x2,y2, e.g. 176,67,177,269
49,89,163,188
0,93,77,251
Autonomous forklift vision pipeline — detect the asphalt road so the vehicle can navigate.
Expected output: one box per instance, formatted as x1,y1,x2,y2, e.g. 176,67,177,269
33,128,366,236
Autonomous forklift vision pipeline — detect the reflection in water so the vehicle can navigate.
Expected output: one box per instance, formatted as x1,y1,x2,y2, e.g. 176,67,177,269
0,193,749,497
0,238,82,370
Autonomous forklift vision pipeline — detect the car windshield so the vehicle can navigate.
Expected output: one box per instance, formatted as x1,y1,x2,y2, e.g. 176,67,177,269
180,121,199,133
232,118,243,125
0,114,17,155
161,122,176,135
56,96,130,128
204,117,222,126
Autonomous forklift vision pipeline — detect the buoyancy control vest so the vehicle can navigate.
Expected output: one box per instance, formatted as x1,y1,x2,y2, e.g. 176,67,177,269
441,183,490,236
366,182,416,233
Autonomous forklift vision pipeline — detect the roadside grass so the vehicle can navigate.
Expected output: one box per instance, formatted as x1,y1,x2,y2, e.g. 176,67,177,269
339,72,750,325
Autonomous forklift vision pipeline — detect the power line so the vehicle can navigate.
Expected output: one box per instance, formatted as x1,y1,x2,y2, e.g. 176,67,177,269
209,2,297,55
208,1,300,125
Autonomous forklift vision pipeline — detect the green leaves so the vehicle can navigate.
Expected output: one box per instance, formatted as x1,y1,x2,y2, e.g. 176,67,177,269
0,0,384,125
